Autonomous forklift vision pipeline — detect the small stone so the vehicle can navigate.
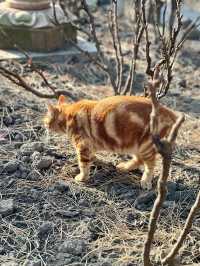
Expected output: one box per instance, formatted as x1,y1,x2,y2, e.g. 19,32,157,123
4,161,19,173
24,260,41,266
101,263,113,266
4,116,14,126
177,183,185,191
174,190,197,203
0,245,5,255
55,209,80,218
54,181,69,193
20,142,44,156
31,151,41,160
27,171,41,181
15,170,22,178
38,222,54,238
126,212,136,224
134,191,156,210
0,199,15,217
58,239,87,256
178,79,187,88
34,157,52,170
191,101,200,113
167,181,177,192
162,201,175,209
22,156,30,163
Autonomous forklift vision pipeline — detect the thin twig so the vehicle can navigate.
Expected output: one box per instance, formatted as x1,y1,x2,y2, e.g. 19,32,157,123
109,0,124,94
162,190,200,265
143,66,185,266
123,0,145,95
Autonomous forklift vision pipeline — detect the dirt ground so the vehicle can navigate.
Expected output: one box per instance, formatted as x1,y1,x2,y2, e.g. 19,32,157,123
0,5,200,266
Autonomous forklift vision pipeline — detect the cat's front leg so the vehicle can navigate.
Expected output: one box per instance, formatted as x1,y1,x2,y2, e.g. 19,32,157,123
75,141,94,183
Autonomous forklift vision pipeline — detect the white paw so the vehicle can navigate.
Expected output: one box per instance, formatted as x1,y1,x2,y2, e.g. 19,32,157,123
74,173,89,183
116,162,130,172
140,178,152,190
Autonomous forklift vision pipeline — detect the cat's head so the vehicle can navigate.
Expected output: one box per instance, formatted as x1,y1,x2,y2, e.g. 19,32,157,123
43,95,68,133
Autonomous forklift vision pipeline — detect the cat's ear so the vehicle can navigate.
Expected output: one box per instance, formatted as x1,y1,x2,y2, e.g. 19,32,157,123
58,95,66,105
47,104,55,117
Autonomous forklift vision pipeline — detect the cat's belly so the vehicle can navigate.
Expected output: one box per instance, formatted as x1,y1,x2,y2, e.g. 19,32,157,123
93,140,139,155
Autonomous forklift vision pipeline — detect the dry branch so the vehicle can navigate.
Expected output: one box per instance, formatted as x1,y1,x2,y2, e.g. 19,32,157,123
109,0,124,94
162,190,200,265
123,0,145,95
143,66,185,266
0,62,77,100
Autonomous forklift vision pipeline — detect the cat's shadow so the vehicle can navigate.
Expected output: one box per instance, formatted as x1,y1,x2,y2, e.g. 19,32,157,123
80,158,198,213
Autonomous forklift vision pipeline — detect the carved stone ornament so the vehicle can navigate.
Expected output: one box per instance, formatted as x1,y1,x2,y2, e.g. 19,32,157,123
6,0,51,10
0,0,77,52
0,0,76,28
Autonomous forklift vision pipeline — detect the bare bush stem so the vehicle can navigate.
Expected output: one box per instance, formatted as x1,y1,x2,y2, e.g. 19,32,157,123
143,66,185,266
162,190,200,265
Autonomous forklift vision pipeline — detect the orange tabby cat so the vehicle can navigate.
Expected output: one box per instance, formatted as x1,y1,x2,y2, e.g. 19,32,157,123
44,95,177,190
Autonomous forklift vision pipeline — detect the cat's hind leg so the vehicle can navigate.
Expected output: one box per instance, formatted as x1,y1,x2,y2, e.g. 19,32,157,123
116,155,141,172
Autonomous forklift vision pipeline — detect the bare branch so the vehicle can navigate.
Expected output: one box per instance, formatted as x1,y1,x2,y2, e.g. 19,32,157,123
81,0,105,61
109,0,124,94
123,0,145,95
0,62,77,100
143,66,184,266
142,0,154,78
162,190,200,265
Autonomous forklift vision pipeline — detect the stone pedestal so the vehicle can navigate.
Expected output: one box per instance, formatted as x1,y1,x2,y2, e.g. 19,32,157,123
0,0,77,52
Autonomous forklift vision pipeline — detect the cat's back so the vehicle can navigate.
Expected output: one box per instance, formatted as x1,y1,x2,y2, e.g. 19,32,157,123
92,95,176,123
92,95,152,120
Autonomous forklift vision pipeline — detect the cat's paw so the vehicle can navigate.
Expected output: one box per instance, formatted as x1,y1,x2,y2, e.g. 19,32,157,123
116,162,130,172
140,178,152,190
75,173,89,183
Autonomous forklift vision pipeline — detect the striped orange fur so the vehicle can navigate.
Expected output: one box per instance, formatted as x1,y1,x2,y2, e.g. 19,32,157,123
44,95,177,189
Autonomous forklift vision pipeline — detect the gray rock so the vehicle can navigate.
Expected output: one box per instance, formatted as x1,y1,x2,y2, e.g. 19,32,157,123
38,222,54,238
19,165,30,178
134,191,156,210
53,253,74,266
20,142,44,156
178,79,187,88
4,161,19,173
162,201,175,209
174,190,197,203
58,239,87,256
167,181,177,193
55,209,81,218
33,157,52,170
24,260,41,266
21,156,30,163
0,245,5,255
54,181,69,193
4,116,14,126
15,170,22,178
191,101,200,113
27,171,41,181
177,183,185,191
31,151,41,160
0,199,15,217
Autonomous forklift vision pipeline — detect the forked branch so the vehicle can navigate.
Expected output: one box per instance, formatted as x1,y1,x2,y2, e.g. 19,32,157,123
162,190,200,265
143,66,185,266
0,62,77,100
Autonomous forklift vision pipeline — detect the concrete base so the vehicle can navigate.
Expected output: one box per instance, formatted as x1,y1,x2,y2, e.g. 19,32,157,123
0,37,97,62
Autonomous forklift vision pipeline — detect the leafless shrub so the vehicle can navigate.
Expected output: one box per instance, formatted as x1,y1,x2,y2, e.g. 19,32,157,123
143,66,185,266
0,0,199,99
